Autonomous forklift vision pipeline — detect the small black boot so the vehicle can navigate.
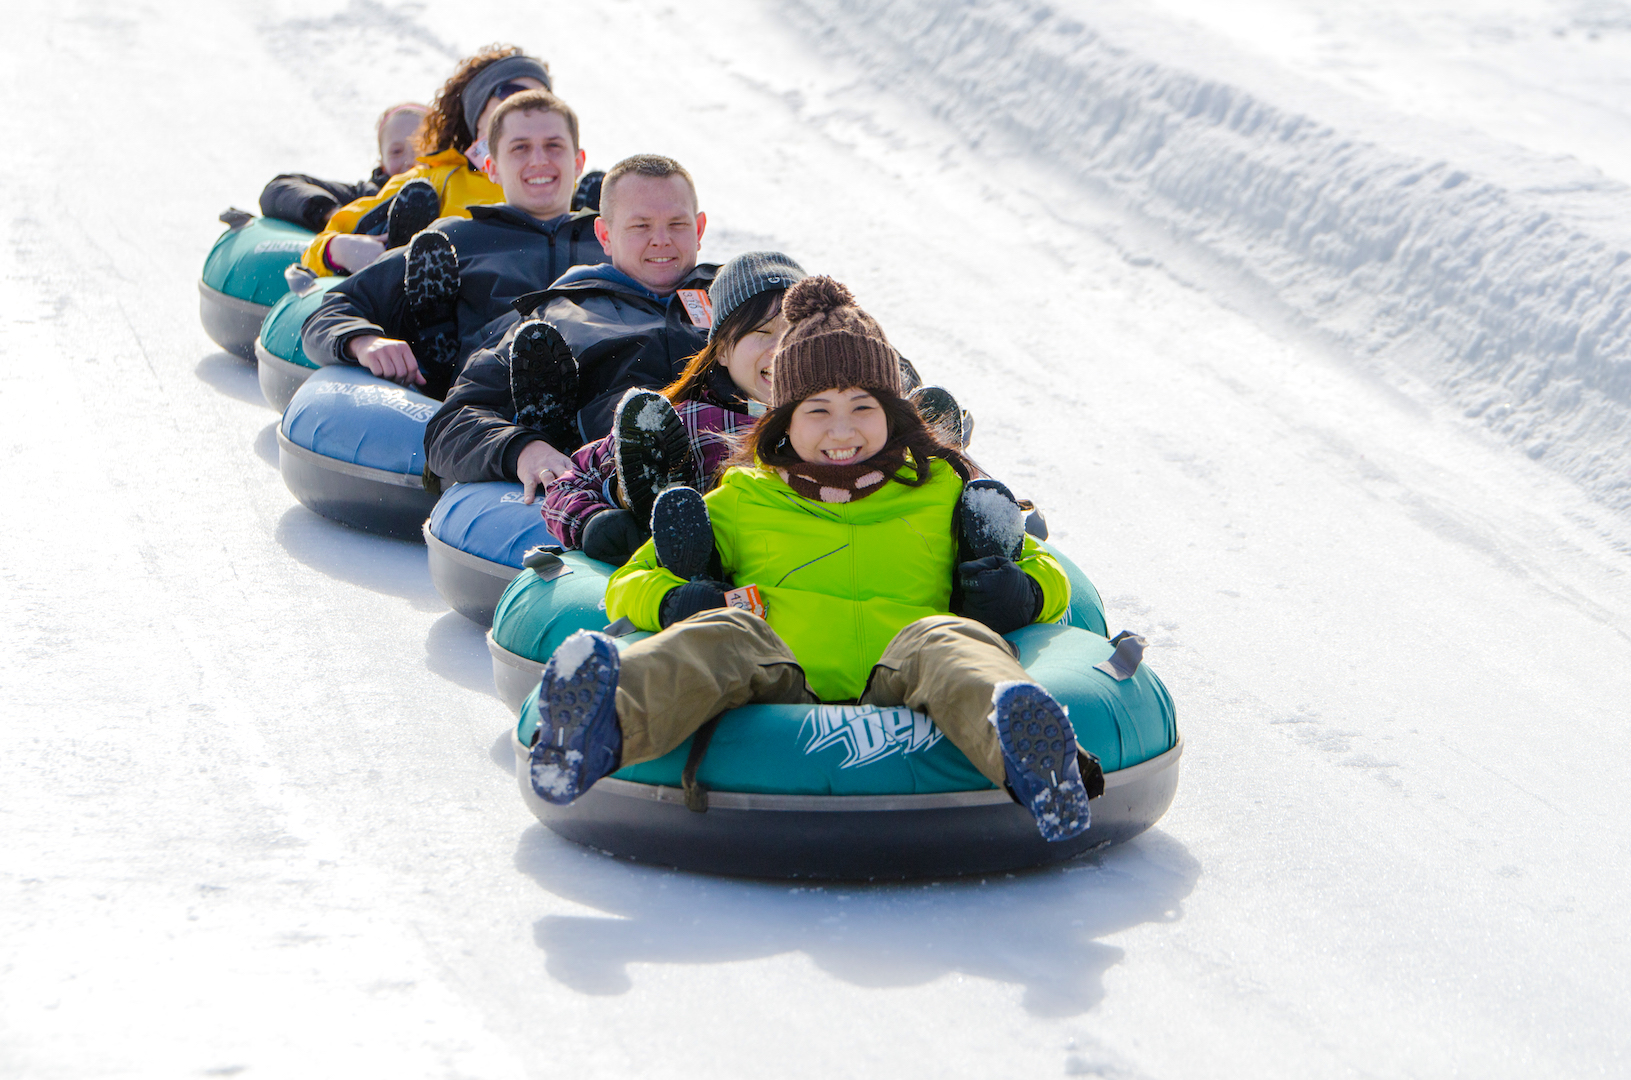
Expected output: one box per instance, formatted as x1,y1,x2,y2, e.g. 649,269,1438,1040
509,318,579,448
909,384,971,448
403,229,460,381
613,388,695,526
649,486,716,583
386,178,441,250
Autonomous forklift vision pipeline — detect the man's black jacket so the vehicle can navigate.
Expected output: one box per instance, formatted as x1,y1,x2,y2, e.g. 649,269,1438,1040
299,204,606,399
424,263,718,484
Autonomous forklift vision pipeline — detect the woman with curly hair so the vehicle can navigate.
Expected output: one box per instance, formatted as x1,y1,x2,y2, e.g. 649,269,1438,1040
299,44,556,276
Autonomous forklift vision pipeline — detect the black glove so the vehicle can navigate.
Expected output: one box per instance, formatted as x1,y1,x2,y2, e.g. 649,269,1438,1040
957,556,1043,635
659,580,729,628
581,509,648,566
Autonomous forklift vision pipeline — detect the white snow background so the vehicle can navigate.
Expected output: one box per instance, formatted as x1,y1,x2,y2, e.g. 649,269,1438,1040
4,0,1630,1076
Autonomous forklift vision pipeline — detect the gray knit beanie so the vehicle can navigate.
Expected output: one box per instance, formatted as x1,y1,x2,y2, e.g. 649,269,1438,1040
707,252,807,339
770,277,901,408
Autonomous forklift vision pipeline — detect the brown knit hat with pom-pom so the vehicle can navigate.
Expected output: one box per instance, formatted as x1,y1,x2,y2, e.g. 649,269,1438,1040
770,277,901,408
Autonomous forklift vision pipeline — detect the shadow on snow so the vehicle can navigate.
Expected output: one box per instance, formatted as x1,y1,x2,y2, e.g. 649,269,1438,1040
513,824,1200,1017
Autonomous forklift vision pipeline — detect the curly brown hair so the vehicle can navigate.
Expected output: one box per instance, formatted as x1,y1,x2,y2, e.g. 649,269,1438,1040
416,44,548,156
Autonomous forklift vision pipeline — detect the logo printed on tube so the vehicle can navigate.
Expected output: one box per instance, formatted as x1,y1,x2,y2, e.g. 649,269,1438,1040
677,289,713,328
800,705,943,769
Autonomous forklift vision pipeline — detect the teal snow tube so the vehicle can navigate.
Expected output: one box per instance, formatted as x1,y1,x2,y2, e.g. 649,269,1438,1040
488,548,1178,879
256,278,341,411
198,214,313,358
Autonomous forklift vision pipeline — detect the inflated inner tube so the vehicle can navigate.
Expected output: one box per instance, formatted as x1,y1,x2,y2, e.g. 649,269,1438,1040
256,279,340,411
199,215,312,358
424,481,564,626
488,549,1176,879
278,366,439,540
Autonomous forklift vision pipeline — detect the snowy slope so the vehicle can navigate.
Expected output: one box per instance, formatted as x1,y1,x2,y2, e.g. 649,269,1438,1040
785,0,1631,519
2,1,1630,1078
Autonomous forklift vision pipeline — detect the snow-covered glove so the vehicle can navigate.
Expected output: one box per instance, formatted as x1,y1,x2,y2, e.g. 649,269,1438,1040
659,580,729,628
957,556,1043,635
581,509,647,566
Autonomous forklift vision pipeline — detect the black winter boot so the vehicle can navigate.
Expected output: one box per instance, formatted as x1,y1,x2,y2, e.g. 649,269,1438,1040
509,319,579,448
649,486,716,583
957,478,1026,563
572,170,606,212
386,178,441,250
404,229,459,377
909,384,970,448
613,389,695,526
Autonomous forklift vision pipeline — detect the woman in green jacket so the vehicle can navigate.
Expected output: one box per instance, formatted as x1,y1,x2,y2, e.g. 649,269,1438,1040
526,277,1094,842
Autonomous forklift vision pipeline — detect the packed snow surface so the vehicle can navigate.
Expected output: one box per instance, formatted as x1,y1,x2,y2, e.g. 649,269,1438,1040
4,1,1631,1078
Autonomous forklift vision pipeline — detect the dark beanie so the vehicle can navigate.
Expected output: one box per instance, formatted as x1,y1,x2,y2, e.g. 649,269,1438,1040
770,277,901,408
708,252,807,340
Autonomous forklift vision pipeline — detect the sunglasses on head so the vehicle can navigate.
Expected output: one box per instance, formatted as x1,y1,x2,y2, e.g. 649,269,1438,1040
492,81,535,102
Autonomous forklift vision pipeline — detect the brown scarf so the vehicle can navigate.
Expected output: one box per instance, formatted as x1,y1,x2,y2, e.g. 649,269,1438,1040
776,444,909,504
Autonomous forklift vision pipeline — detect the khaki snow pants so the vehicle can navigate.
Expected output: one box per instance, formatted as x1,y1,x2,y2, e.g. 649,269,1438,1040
612,607,1032,785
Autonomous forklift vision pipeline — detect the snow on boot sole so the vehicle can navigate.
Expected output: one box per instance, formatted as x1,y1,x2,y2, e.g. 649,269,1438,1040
386,177,441,250
403,230,459,371
909,384,967,448
529,631,622,805
994,682,1091,842
614,388,694,526
509,319,578,441
650,486,714,582
958,478,1026,562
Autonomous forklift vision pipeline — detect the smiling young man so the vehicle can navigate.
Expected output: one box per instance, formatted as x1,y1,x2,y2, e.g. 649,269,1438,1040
424,153,720,502
299,89,607,400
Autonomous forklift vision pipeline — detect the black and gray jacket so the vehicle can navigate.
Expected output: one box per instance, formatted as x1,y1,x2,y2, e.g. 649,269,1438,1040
298,204,607,400
424,262,719,485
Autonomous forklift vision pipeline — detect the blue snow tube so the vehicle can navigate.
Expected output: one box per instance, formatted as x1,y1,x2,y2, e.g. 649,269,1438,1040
424,481,564,626
278,366,439,540
198,214,313,358
256,278,341,411
488,549,1179,879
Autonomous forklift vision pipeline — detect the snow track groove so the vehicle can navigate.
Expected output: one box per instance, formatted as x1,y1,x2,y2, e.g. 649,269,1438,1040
788,0,1631,516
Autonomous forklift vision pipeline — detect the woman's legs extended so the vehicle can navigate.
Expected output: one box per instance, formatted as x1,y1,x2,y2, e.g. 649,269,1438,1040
614,607,816,765
858,615,1031,786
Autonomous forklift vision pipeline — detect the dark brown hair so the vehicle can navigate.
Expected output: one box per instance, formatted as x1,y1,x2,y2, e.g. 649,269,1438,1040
599,154,698,222
417,45,544,155
727,386,974,485
660,290,783,405
486,89,580,156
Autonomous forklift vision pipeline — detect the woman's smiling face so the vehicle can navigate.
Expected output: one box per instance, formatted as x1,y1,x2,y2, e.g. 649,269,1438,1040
721,303,787,404
787,388,889,466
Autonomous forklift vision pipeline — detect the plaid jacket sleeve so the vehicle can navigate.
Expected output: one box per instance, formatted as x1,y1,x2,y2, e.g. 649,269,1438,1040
541,436,617,547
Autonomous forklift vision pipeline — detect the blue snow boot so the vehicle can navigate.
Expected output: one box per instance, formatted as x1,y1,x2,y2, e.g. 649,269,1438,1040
529,631,623,805
993,681,1092,842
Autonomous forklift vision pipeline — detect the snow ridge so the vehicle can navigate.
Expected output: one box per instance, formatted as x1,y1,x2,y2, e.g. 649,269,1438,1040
787,0,1631,515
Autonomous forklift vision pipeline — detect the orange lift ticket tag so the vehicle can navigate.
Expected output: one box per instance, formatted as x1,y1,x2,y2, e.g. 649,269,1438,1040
677,289,713,329
725,584,766,619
